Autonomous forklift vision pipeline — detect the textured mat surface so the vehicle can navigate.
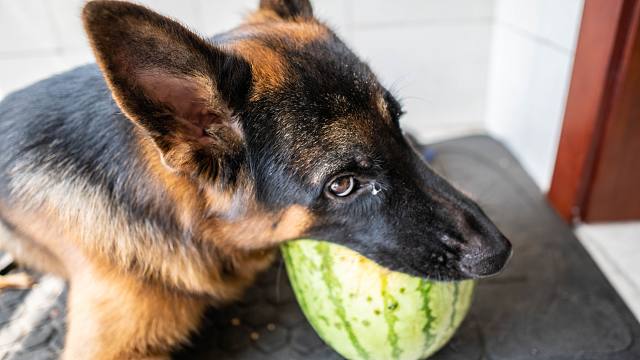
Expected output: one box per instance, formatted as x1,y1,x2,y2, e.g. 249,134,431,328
1,135,639,359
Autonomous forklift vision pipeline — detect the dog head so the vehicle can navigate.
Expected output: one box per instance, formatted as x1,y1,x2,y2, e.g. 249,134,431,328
83,0,511,280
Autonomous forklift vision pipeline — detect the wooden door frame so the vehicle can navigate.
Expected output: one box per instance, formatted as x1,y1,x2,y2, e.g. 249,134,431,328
548,0,640,223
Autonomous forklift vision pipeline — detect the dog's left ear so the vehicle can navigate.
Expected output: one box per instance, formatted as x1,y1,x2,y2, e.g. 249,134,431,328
82,1,252,180
259,0,313,19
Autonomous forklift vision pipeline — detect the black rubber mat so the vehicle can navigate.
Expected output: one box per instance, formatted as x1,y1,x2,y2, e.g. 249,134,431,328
1,135,638,359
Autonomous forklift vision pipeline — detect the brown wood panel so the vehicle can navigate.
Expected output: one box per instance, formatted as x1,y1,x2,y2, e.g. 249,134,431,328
584,0,640,221
547,0,634,222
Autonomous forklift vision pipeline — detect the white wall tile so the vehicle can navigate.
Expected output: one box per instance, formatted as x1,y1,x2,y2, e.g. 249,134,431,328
198,0,351,39
58,48,95,70
485,25,575,190
352,22,492,140
136,0,204,30
45,0,86,50
0,56,69,96
351,0,494,26
0,0,58,53
0,49,93,99
199,0,257,36
312,0,351,36
495,0,584,50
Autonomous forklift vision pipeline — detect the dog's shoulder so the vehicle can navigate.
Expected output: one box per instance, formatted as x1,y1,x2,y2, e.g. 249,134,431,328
0,64,148,209
0,63,111,120
0,63,132,162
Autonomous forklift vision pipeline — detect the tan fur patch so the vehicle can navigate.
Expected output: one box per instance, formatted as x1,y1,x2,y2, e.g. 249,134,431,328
273,204,314,239
208,204,314,251
377,93,392,123
252,19,329,44
225,38,288,98
223,20,329,98
138,134,203,228
64,260,208,360
0,203,68,277
245,9,283,24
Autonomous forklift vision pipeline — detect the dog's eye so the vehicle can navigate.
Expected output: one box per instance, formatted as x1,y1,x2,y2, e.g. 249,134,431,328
328,175,357,197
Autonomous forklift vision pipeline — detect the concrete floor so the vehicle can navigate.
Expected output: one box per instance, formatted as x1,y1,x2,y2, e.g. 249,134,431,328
576,222,640,322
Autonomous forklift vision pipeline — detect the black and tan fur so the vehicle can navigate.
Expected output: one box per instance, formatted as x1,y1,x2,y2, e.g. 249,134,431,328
0,1,511,358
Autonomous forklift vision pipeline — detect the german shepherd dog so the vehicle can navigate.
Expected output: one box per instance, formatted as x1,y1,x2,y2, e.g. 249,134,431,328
0,0,511,358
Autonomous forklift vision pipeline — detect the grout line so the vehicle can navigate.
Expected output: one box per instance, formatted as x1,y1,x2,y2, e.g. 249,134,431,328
583,237,640,296
353,17,493,31
494,20,574,55
0,48,60,59
192,0,205,36
41,0,67,57
343,0,356,43
0,47,90,60
577,230,640,321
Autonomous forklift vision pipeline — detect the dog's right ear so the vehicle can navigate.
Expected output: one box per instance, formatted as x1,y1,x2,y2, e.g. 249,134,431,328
82,1,252,181
259,0,313,20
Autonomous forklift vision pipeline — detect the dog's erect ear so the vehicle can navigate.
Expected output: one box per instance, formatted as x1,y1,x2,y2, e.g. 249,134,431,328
82,1,252,180
259,0,313,19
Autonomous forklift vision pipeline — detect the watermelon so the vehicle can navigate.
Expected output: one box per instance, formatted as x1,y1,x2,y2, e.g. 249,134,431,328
281,239,475,360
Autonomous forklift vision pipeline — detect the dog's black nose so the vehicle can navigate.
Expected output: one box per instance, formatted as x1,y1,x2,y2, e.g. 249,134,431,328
459,236,512,278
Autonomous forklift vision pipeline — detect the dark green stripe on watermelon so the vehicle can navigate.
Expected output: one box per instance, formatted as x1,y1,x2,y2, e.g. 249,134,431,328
419,279,437,352
282,246,317,335
381,275,402,359
315,242,370,359
448,282,460,331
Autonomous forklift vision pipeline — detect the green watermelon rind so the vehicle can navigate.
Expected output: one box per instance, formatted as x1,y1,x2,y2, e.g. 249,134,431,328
281,239,475,360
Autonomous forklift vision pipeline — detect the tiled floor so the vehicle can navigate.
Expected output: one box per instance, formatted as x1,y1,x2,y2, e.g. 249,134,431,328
576,222,640,322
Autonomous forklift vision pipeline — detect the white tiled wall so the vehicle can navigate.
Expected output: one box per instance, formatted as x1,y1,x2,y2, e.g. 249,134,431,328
495,0,583,50
0,0,59,53
0,0,584,191
347,0,495,139
485,0,584,190
359,1,493,23
0,0,493,141
352,19,492,139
